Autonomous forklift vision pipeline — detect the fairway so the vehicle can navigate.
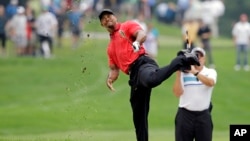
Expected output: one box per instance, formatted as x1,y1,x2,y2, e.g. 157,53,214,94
1,30,250,141
0,129,229,141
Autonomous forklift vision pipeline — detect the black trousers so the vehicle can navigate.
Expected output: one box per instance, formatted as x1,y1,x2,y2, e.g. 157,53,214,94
38,35,53,51
0,33,6,48
129,55,186,141
202,39,214,65
175,108,213,141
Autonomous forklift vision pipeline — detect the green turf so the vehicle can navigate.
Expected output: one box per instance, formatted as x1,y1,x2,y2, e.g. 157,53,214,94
1,25,250,141
0,130,229,141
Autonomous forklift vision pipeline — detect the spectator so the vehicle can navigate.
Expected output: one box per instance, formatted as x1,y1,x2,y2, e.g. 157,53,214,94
35,6,58,58
67,4,84,49
176,0,190,26
210,0,225,37
65,0,73,11
200,0,225,38
120,0,137,20
40,0,52,10
184,0,202,20
137,0,156,20
7,6,27,56
50,0,68,48
25,3,37,56
181,18,199,49
145,0,156,20
0,5,8,56
144,22,159,60
200,0,214,36
133,13,147,32
173,47,217,141
103,0,122,13
197,19,215,68
155,2,176,24
232,13,250,71
5,0,18,21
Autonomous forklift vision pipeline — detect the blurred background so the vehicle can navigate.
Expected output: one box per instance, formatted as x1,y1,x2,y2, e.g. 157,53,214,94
0,0,250,57
0,0,249,38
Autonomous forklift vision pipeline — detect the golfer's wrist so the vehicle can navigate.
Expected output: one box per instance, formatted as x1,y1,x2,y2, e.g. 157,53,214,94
107,77,113,82
194,71,199,76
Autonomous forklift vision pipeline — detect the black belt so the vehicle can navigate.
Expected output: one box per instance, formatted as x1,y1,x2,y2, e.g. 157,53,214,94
129,55,146,74
179,107,209,116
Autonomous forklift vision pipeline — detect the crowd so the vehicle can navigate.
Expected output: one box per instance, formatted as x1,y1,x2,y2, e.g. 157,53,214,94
0,0,223,58
0,0,249,71
0,0,84,58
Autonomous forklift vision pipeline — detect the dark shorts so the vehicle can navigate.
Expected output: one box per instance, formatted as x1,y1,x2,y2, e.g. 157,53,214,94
71,26,81,36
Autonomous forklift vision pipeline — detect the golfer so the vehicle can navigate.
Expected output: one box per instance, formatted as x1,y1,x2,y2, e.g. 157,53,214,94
99,9,200,141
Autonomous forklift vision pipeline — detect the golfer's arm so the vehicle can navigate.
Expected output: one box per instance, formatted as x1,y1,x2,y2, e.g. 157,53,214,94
107,64,119,82
173,71,183,97
133,30,147,44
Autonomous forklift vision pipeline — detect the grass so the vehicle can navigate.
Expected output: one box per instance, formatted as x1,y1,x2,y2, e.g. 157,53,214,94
0,130,229,141
0,19,250,141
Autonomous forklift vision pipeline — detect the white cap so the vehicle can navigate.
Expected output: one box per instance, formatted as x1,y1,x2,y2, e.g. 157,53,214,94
17,6,25,14
192,47,206,56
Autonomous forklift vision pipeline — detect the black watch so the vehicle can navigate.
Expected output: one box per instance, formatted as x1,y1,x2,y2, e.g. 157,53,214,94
194,71,199,76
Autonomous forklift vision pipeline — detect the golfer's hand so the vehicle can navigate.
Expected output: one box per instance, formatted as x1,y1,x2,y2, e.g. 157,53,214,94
132,41,140,52
106,78,115,91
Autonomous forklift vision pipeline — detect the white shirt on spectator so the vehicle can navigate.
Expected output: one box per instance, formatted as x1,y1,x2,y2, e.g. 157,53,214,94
35,11,58,38
232,21,250,45
179,67,217,111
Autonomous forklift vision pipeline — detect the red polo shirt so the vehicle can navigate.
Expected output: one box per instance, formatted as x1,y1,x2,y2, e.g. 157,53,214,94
107,21,146,74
